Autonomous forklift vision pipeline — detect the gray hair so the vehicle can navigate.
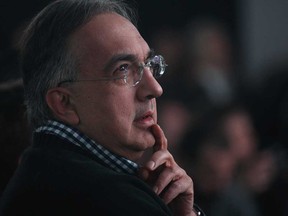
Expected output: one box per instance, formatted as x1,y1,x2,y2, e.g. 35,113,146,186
21,0,137,127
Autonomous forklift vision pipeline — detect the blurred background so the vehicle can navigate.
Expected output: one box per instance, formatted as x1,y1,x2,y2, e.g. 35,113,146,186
1,0,288,215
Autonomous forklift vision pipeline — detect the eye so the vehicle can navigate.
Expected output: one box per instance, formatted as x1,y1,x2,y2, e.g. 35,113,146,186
113,63,129,78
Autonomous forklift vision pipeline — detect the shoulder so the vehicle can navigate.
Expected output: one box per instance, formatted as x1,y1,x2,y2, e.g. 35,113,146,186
1,143,171,216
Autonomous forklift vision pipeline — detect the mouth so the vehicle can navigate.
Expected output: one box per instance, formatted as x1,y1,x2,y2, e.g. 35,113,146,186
134,111,155,127
141,112,153,120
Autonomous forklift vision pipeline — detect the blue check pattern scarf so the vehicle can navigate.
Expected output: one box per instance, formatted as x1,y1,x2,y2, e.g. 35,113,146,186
35,120,139,175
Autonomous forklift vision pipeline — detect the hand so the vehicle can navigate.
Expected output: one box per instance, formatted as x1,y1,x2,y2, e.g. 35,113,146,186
139,124,195,216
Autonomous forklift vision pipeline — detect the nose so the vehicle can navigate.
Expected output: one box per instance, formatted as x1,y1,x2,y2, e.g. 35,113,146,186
136,67,163,101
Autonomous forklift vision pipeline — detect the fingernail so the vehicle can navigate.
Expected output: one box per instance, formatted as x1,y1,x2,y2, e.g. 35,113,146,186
147,161,155,169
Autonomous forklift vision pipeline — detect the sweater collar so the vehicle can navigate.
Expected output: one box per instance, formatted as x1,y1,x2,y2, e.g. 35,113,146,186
35,120,139,175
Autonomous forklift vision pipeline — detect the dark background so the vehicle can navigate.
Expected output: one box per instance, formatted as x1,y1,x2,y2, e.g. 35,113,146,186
1,1,288,215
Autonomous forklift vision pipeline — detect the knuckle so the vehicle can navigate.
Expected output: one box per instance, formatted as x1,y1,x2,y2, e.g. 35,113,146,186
171,180,182,190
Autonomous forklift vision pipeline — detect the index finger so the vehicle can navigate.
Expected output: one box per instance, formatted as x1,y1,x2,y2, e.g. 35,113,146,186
151,124,168,152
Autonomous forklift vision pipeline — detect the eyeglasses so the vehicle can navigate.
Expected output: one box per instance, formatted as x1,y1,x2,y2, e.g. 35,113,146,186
58,55,167,87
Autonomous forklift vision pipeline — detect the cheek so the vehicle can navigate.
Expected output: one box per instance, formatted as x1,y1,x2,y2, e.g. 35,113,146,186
97,92,135,129
73,85,134,143
108,103,133,127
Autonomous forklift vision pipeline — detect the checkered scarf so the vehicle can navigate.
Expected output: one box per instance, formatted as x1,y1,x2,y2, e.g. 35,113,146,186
35,120,139,175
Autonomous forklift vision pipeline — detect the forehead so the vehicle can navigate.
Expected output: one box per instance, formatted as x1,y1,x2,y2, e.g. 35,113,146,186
71,13,150,75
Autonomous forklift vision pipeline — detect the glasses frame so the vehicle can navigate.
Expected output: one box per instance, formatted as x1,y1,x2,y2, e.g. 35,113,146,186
57,55,167,87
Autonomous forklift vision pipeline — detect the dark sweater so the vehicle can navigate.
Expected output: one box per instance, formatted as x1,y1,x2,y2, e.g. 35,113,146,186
0,132,172,215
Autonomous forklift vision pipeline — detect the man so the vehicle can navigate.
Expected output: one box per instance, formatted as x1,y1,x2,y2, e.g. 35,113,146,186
0,0,204,215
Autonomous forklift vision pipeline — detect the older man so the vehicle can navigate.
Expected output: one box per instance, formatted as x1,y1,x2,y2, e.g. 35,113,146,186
0,0,204,215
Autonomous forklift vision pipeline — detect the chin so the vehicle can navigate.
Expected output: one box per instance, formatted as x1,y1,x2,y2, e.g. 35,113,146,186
130,137,156,162
129,134,154,154
125,131,155,160
140,132,155,148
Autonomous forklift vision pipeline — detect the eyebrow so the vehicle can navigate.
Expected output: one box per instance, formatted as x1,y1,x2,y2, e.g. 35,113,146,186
103,49,155,72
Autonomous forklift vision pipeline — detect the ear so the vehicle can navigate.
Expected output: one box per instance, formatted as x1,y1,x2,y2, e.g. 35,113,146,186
46,87,80,125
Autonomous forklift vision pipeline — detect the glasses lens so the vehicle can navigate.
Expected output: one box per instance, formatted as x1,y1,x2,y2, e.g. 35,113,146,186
130,62,142,86
131,55,166,87
150,55,166,78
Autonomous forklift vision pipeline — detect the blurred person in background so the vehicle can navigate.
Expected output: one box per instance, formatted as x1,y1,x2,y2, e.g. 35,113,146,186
211,106,277,216
180,105,278,216
185,19,239,108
